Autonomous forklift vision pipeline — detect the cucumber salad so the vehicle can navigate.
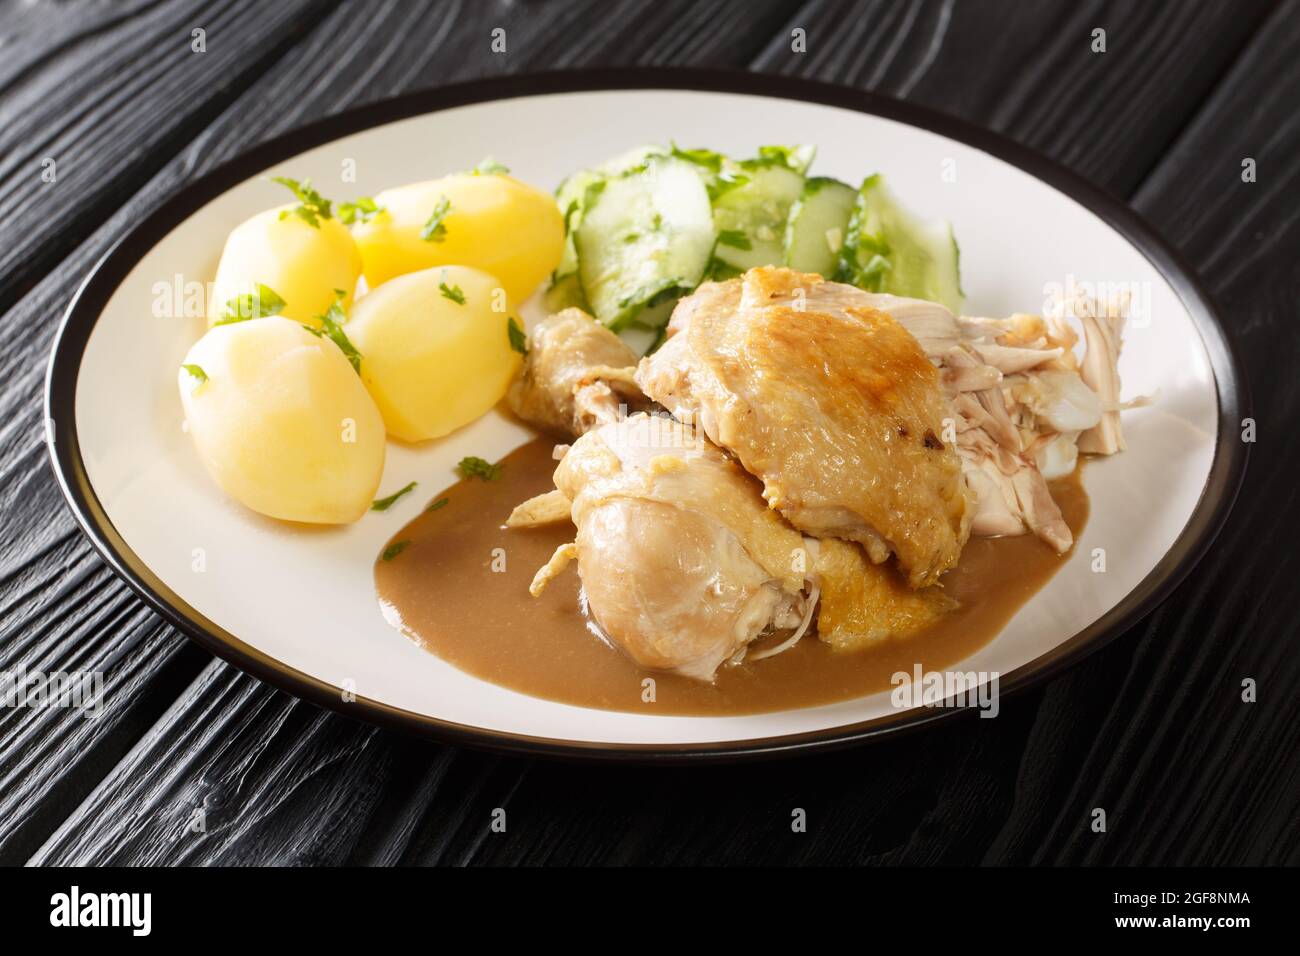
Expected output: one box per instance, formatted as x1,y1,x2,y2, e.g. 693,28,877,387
548,143,963,342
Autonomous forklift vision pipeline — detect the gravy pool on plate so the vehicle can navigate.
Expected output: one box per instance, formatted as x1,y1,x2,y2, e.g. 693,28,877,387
375,437,1088,717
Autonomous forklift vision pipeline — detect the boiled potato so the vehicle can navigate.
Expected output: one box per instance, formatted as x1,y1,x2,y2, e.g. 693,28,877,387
207,204,362,326
352,174,563,303
179,317,385,524
346,265,523,442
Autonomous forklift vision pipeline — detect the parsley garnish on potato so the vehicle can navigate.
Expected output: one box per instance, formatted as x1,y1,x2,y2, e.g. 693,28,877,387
305,290,363,374
272,176,334,228
471,157,510,176
181,364,208,387
339,196,384,225
507,316,528,356
439,282,466,305
215,283,286,325
421,197,451,242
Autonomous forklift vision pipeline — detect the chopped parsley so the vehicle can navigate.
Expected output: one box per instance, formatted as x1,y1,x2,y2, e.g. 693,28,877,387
381,540,411,561
306,290,363,374
215,283,286,325
426,497,449,512
272,176,333,228
750,144,816,174
338,196,383,225
669,143,726,172
181,364,208,387
706,168,749,201
439,281,466,305
421,197,451,242
457,456,502,481
667,143,747,199
715,229,752,251
507,316,528,356
471,157,510,176
371,481,417,512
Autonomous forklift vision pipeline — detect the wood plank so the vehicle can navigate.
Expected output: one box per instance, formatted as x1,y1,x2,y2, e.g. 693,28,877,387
13,0,1299,866
29,660,523,865
752,0,1277,194
1004,0,1300,864
0,0,337,316
0,0,800,864
0,0,160,92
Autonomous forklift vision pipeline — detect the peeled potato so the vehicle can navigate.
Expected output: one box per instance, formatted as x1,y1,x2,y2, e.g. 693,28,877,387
346,265,523,442
179,317,385,524
207,204,362,326
352,174,563,303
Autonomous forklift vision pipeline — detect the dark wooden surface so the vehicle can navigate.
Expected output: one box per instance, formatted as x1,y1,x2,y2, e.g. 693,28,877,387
0,0,1295,866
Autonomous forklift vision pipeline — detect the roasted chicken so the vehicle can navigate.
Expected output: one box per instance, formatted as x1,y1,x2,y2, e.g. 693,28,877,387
506,307,645,437
530,414,814,681
638,268,974,588
507,266,1132,681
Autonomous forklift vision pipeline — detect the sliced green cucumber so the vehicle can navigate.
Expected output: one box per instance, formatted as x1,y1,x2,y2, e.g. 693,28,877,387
750,143,816,175
553,145,667,281
783,176,856,277
553,170,599,281
837,174,963,312
542,272,589,314
665,144,750,203
575,155,715,329
711,162,805,271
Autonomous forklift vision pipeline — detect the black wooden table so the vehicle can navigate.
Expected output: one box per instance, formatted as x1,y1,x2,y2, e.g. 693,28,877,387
0,0,1295,866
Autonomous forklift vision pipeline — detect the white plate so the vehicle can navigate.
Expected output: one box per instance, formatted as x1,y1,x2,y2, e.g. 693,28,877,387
46,71,1246,759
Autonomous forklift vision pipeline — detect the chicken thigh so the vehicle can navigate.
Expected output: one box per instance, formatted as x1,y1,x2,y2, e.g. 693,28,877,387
637,267,974,588
529,413,814,681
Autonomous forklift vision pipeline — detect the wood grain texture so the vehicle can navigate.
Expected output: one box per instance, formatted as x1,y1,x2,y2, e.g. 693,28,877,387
2,0,1297,866
30,660,526,865
0,0,336,315
752,0,1277,195
0,0,802,865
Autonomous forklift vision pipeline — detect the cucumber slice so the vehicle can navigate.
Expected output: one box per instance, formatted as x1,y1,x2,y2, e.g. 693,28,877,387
553,145,667,281
553,170,599,281
751,143,816,175
711,163,805,271
665,144,750,203
837,174,963,312
543,272,589,314
575,156,715,329
783,176,856,277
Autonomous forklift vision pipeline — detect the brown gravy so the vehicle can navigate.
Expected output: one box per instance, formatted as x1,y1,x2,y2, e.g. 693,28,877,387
375,438,1088,716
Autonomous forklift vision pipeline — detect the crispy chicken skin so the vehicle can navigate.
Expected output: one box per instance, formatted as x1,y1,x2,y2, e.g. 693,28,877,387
637,267,974,588
506,307,645,437
535,414,812,681
813,538,957,651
